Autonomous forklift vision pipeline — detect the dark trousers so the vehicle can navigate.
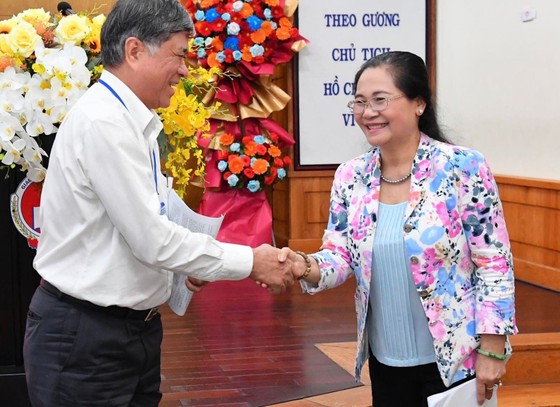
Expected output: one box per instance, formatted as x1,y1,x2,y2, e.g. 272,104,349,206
23,285,163,407
368,354,471,407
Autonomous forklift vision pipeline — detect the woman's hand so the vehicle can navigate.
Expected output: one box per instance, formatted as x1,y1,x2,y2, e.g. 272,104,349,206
475,335,507,405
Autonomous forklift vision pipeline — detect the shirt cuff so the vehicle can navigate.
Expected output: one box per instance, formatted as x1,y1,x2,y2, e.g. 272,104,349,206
219,242,253,280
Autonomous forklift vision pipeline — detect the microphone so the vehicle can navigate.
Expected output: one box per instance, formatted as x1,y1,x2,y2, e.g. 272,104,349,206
57,2,75,16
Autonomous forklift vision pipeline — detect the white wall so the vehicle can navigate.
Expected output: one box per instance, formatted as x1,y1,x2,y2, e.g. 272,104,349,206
437,0,560,180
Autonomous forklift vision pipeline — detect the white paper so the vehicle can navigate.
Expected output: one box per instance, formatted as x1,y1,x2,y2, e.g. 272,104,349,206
166,190,223,316
427,379,497,407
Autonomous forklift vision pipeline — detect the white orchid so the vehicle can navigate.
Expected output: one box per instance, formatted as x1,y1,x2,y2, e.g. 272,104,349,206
0,8,104,180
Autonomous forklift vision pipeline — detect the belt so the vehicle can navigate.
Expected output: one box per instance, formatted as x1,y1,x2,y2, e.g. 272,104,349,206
40,279,160,322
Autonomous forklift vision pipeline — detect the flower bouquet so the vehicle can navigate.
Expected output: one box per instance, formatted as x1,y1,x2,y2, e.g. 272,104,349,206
184,0,303,74
199,131,292,247
3,7,219,246
0,8,104,182
184,0,306,247
216,131,290,191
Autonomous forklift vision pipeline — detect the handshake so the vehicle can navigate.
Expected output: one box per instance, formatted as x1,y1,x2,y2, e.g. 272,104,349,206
249,244,315,294
186,244,316,295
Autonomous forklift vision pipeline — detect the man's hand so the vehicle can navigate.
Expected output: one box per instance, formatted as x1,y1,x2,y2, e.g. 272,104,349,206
185,277,209,293
250,244,295,294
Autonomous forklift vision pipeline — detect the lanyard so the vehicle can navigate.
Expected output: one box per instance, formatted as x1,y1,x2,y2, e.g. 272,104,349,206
98,78,165,214
98,79,127,110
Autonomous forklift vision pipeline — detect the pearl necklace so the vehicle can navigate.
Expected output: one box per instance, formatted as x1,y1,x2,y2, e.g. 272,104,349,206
380,172,412,184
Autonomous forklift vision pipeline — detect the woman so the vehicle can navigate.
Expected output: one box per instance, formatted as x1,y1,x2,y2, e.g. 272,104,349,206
285,51,517,406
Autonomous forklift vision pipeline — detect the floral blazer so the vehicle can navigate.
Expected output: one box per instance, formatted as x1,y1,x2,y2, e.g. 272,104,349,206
302,134,517,387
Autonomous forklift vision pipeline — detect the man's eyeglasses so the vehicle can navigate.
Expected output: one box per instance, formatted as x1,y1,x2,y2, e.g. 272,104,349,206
347,94,405,115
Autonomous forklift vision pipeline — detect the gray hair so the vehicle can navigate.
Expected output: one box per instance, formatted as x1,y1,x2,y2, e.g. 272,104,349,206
101,0,194,67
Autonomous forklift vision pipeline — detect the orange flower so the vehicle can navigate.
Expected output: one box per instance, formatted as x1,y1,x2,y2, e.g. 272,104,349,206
279,17,292,28
252,158,269,175
219,133,235,146
250,29,266,44
255,144,267,155
241,48,253,62
268,145,281,158
244,141,258,156
212,37,224,51
200,0,221,8
207,52,221,68
263,0,279,6
228,156,245,174
261,21,273,36
0,55,15,72
276,26,291,41
239,3,254,19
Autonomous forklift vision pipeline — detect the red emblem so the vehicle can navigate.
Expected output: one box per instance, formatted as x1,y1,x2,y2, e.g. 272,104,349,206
10,177,42,249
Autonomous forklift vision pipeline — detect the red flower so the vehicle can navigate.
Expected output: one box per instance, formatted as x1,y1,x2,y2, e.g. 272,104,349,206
243,168,255,179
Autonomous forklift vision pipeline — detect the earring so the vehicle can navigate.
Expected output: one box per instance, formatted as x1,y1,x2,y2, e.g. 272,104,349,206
417,109,424,116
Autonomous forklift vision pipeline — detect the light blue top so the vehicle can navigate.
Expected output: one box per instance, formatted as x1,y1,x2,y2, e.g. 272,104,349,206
367,201,436,367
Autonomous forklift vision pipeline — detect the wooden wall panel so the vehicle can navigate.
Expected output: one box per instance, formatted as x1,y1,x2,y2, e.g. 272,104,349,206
497,176,560,291
274,173,560,293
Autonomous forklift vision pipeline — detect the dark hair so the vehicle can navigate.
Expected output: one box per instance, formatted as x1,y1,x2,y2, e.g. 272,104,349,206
101,0,194,67
354,51,450,144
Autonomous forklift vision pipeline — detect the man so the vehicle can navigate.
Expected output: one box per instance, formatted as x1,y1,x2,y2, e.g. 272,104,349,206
23,0,294,405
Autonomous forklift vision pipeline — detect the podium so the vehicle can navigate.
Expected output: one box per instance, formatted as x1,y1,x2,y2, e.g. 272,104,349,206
0,174,38,406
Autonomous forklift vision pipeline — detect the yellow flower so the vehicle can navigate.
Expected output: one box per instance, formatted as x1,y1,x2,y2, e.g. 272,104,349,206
55,14,91,45
17,8,51,26
0,17,19,34
1,20,41,58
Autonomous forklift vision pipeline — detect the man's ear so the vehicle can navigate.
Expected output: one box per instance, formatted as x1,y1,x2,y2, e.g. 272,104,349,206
123,37,145,69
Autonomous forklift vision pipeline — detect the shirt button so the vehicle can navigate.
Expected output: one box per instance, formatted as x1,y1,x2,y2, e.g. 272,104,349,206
419,289,431,299
410,256,419,264
403,224,413,233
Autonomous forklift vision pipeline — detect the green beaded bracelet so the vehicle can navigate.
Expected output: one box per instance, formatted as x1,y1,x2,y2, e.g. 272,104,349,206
476,348,507,361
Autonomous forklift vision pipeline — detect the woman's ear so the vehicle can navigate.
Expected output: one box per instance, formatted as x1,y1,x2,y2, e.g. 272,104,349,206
416,99,427,116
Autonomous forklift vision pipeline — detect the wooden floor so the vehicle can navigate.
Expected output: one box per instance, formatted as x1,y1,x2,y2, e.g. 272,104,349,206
159,279,560,407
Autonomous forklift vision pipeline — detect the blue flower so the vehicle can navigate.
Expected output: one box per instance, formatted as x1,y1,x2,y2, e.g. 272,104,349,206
218,160,228,172
253,135,265,144
227,174,240,187
247,180,261,192
246,15,263,31
206,8,220,23
230,143,241,152
204,37,213,47
216,51,226,63
227,22,241,36
233,50,242,61
194,10,206,21
197,48,206,58
250,44,264,57
193,37,205,47
224,36,239,51
263,8,272,20
221,13,231,22
277,168,286,179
